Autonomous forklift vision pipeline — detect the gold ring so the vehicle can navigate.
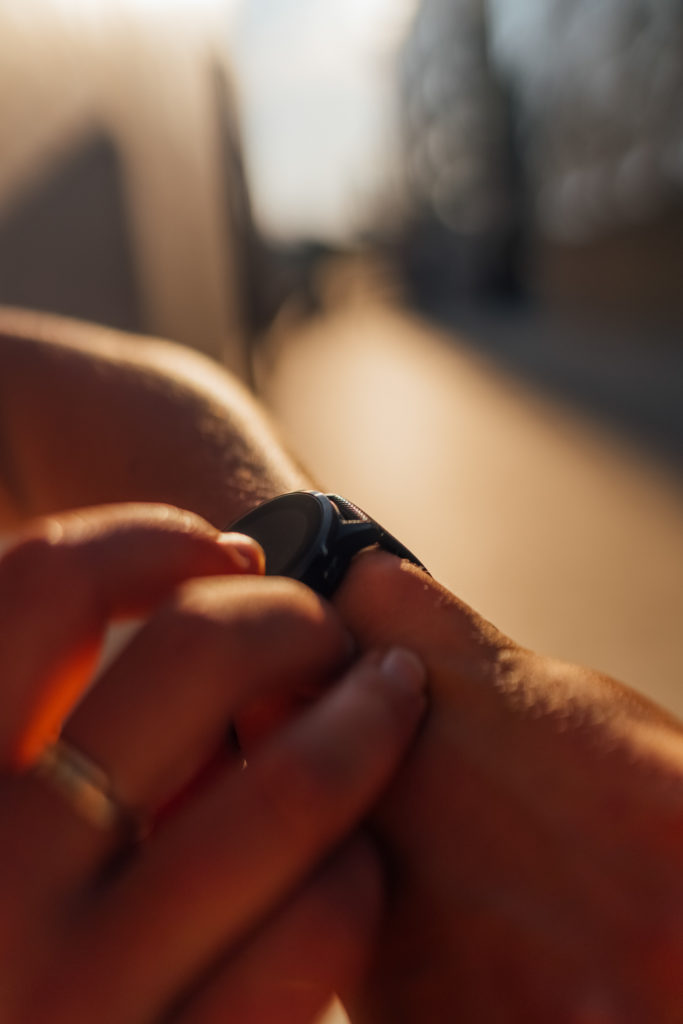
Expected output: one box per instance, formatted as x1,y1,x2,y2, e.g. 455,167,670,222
32,738,141,837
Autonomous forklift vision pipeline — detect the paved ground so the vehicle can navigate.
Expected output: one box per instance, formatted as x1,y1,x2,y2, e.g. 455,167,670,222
260,269,683,719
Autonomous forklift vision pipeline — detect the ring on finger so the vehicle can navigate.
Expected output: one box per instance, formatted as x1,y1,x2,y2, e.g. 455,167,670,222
31,738,146,840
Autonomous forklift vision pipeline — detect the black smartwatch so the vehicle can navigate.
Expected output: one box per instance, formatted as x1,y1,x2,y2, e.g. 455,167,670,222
228,490,428,597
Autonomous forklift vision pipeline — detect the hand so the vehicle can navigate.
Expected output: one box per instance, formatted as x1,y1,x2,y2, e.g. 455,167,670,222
335,552,683,1023
0,505,426,1024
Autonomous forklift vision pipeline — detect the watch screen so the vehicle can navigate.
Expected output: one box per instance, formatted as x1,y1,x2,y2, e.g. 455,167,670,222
235,494,322,575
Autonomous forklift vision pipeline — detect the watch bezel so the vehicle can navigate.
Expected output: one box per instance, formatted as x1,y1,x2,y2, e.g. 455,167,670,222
228,490,426,596
228,491,332,583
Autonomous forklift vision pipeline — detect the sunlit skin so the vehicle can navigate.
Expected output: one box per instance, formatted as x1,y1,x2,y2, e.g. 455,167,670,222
0,502,267,767
2,312,683,1021
11,642,102,768
0,505,426,1024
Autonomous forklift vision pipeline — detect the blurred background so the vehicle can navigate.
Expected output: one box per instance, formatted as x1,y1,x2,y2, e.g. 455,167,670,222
1,2,681,1020
0,2,681,708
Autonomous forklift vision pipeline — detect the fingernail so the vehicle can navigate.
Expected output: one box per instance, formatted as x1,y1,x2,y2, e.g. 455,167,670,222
380,647,427,696
218,532,266,574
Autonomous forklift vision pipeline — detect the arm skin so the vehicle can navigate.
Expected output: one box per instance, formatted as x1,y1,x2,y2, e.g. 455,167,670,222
0,307,308,530
4,309,683,1021
334,555,683,1023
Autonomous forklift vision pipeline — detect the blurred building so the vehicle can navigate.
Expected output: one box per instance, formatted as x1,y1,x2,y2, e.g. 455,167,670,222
490,0,683,242
397,0,683,322
0,2,258,378
397,0,524,304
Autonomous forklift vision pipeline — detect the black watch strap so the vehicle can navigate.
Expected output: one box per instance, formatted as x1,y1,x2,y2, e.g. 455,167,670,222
326,494,428,570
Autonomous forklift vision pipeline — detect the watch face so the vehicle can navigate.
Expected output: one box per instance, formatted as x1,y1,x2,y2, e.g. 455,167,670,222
233,493,323,575
230,490,427,595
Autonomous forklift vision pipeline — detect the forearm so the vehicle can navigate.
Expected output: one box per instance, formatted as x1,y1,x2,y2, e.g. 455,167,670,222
0,308,310,528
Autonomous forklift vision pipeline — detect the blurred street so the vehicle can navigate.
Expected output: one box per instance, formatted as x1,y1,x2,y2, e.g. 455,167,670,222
261,262,683,718
0,5,682,1023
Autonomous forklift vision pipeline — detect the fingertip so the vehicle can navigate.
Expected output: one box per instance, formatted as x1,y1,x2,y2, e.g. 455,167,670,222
379,647,427,697
350,647,428,731
217,533,266,575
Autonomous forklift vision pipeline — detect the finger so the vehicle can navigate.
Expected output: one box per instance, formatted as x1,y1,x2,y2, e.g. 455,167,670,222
335,549,510,676
8,576,352,891
0,503,263,765
67,575,350,816
66,649,427,1024
173,835,382,1024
